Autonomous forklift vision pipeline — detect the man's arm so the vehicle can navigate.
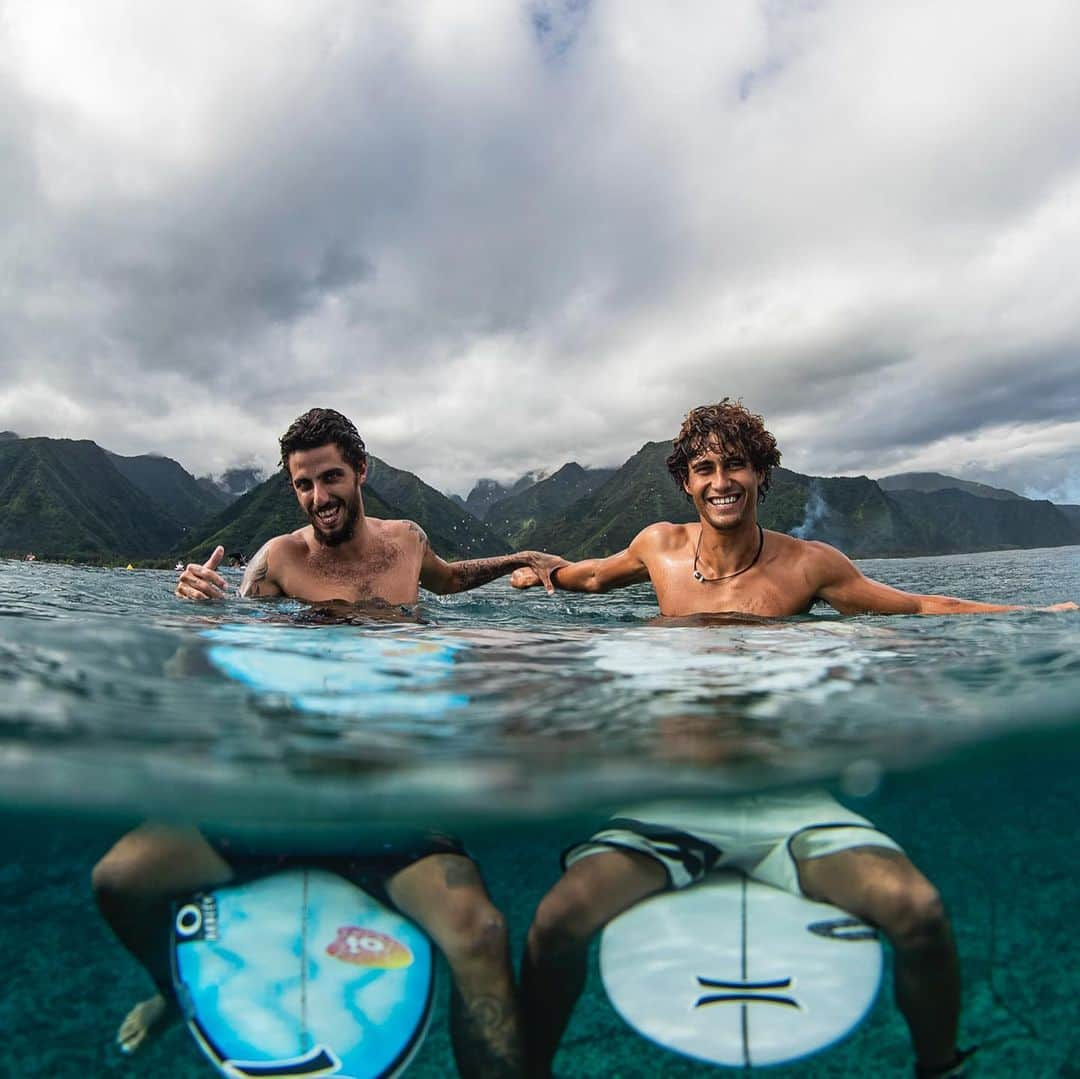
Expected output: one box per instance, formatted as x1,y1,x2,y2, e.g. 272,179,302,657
416,525,567,595
811,542,1032,614
510,529,655,594
239,540,284,598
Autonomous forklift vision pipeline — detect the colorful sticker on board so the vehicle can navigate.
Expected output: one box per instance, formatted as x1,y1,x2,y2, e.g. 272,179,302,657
326,926,414,969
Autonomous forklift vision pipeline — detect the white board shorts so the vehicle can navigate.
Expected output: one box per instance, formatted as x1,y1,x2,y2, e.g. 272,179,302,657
563,790,903,897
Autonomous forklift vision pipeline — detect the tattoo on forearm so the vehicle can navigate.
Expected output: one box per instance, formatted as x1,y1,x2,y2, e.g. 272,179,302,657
451,556,521,593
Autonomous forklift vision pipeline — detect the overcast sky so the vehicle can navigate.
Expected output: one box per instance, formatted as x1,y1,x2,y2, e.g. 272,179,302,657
3,1,1080,500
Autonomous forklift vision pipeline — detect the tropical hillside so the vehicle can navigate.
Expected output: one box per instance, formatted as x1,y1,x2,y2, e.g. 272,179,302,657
1,434,1077,565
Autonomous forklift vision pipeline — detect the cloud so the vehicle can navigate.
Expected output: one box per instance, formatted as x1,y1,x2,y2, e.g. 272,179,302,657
2,0,1078,499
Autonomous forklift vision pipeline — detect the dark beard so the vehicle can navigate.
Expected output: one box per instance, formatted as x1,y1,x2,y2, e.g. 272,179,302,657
311,497,360,547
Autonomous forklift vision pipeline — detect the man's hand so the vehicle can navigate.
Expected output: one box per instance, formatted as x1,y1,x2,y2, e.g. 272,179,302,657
510,567,542,590
516,552,567,595
1042,601,1078,611
176,545,228,601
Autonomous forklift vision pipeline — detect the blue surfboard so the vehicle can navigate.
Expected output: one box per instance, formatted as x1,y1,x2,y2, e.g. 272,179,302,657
172,869,435,1079
202,624,468,720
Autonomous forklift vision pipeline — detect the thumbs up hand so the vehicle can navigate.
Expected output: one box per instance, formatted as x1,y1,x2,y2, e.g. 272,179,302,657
175,545,229,601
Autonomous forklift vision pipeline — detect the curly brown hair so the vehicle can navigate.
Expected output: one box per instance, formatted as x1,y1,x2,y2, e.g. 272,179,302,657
666,399,781,502
278,408,367,474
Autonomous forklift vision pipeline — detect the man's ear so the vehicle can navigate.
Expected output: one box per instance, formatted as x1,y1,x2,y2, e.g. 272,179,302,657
357,458,368,485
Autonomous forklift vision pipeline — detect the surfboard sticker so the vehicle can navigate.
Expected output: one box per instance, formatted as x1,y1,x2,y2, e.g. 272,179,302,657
172,869,435,1079
202,624,468,719
599,871,882,1068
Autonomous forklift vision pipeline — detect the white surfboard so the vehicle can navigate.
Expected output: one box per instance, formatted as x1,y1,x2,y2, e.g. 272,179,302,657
600,871,882,1069
172,869,435,1079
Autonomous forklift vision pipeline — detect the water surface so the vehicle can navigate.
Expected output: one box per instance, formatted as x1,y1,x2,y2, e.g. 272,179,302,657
1,547,1078,1076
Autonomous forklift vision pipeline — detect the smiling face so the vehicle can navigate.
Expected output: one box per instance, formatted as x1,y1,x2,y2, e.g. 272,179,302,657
683,441,761,531
286,442,365,547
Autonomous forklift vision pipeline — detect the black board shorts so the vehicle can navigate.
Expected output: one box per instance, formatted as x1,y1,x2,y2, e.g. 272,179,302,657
206,829,468,908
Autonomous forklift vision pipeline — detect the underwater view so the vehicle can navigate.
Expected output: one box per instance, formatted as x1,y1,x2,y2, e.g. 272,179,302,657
2,546,1079,1078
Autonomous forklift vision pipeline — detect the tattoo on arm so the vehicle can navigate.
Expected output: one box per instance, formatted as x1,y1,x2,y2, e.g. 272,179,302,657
407,521,428,541
451,556,521,593
239,545,271,597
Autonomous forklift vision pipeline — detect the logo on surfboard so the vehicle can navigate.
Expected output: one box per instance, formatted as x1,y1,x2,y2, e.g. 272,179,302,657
326,926,414,969
694,975,800,1010
175,895,219,943
807,917,878,942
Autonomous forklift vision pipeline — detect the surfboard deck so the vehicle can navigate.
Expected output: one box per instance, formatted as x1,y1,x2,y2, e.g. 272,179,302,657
172,869,435,1079
202,624,468,720
600,870,882,1069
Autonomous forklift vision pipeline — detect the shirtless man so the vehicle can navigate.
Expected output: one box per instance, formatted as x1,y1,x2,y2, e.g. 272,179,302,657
93,407,563,1079
511,399,1076,1079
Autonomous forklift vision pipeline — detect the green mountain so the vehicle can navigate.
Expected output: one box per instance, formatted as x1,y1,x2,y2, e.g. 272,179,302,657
458,478,512,520
107,451,228,527
365,457,510,558
0,438,184,559
526,442,1080,560
878,472,1023,501
528,442,697,557
485,463,618,547
182,456,510,562
885,488,1078,553
196,467,265,504
1060,505,1080,527
456,469,552,520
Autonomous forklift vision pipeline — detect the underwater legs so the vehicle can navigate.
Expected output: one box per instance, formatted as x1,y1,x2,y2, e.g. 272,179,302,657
797,845,961,1073
387,852,522,1079
91,824,234,1052
520,849,667,1079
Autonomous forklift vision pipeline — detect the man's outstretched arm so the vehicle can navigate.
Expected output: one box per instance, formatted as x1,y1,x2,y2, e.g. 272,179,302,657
510,530,655,594
811,542,1076,614
418,528,567,595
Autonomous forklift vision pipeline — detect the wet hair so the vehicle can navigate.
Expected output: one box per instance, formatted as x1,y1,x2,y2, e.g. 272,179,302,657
278,408,367,474
666,399,781,502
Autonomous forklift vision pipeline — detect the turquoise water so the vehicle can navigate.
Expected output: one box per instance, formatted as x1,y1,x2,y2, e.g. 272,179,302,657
1,547,1079,1076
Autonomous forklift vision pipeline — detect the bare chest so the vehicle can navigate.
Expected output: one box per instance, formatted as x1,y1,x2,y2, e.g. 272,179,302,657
280,541,423,605
649,556,816,618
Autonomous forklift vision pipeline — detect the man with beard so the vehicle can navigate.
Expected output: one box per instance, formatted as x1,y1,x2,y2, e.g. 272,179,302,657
510,399,1076,1079
94,407,564,1078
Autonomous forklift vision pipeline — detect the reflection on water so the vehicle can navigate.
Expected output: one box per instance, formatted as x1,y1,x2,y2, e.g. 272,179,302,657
0,548,1078,1076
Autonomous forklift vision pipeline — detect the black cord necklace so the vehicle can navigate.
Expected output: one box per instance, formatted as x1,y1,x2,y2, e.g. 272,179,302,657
693,524,764,583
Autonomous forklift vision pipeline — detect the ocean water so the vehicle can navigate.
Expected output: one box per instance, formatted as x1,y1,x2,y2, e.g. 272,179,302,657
1,546,1078,1077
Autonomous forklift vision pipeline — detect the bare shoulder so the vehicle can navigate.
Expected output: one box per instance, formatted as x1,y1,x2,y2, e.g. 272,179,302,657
380,518,428,547
632,521,692,554
240,534,296,596
775,535,857,582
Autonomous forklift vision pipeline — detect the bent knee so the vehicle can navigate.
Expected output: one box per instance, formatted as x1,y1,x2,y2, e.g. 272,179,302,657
91,851,142,904
871,879,950,948
527,881,604,958
433,896,510,968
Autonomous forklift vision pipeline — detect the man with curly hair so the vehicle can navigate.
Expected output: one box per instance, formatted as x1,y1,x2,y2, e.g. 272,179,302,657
95,407,565,1079
510,399,1073,1078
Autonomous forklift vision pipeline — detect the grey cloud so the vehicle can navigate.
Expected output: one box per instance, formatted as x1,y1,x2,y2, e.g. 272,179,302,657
2,2,1079,496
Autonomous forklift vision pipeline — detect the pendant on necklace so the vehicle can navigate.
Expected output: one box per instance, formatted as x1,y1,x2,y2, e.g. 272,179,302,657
693,570,704,582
